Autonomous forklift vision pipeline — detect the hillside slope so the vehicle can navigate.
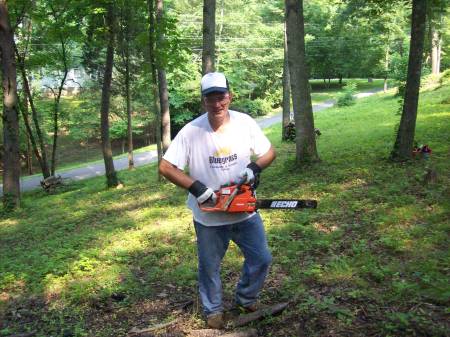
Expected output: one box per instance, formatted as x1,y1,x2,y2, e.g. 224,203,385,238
1,79,449,337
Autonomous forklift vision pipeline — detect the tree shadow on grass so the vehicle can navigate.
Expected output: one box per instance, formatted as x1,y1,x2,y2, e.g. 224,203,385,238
0,166,195,336
258,147,449,337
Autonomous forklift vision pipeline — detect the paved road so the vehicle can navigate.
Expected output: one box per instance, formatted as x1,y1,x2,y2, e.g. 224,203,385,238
2,89,381,194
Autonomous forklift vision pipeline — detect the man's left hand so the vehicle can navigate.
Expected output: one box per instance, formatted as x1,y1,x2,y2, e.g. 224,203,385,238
239,162,262,186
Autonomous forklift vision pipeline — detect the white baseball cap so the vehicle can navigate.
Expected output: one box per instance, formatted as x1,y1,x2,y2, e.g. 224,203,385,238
201,72,229,95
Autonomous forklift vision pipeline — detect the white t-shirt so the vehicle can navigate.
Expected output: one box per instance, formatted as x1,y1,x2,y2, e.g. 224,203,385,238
163,110,272,226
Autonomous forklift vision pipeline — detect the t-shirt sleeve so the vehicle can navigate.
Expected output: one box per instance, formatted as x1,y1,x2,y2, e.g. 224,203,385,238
249,118,271,157
162,128,189,170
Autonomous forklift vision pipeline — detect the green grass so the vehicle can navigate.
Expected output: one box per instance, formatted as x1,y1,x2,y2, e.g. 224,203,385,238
17,78,385,182
1,78,448,337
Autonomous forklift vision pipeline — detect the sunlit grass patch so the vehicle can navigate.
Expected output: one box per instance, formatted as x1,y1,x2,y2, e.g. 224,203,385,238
1,79,449,336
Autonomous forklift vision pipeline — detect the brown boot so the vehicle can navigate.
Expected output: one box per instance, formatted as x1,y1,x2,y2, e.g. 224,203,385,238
207,312,224,329
237,302,259,313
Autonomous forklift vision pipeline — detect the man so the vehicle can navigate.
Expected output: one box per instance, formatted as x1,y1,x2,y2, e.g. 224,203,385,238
159,72,276,329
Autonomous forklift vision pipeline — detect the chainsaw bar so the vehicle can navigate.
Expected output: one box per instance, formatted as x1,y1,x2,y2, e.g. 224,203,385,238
256,199,317,209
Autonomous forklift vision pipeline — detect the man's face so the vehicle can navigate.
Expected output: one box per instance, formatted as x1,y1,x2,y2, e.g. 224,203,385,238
203,91,232,117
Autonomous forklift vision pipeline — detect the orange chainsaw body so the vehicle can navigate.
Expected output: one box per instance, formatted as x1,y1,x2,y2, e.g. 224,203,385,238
200,183,257,213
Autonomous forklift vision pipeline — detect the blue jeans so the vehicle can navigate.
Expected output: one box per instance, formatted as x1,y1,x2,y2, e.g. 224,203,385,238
194,213,272,316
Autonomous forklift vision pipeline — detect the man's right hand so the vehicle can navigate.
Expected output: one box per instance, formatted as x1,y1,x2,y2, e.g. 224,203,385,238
189,180,218,205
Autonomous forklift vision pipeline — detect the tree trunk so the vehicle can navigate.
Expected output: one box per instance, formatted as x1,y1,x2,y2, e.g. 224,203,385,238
147,0,162,179
282,22,291,141
216,0,224,69
202,0,216,75
22,94,33,174
285,0,319,163
384,44,390,92
14,44,51,178
49,5,69,176
0,1,20,208
50,70,68,176
100,3,119,187
156,0,171,153
391,0,427,161
125,45,134,169
19,92,42,176
431,28,440,75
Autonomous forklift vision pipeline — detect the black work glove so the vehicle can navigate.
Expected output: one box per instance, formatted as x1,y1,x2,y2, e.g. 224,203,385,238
239,162,261,189
189,180,217,204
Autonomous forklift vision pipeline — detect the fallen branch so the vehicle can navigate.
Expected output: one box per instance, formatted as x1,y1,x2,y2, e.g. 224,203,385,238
6,332,36,337
231,302,289,327
219,329,258,337
187,329,258,337
187,329,223,337
128,318,180,335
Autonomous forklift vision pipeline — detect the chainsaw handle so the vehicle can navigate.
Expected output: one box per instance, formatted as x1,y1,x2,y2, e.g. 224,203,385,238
236,175,248,189
221,176,248,211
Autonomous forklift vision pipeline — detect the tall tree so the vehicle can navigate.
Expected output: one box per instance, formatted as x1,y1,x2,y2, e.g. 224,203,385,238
46,3,71,176
117,0,134,169
100,2,119,187
147,0,163,178
202,0,216,74
391,0,427,160
156,0,171,153
0,0,20,208
285,0,319,163
13,12,50,178
282,21,291,141
15,42,51,178
427,0,446,75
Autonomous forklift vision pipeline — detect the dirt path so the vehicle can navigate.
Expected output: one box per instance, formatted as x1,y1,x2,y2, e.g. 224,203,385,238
1,89,382,194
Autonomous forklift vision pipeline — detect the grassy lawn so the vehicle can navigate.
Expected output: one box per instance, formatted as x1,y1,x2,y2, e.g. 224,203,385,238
16,78,385,182
1,78,448,336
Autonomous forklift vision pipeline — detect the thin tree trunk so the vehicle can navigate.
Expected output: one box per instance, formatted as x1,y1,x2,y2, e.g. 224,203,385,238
158,69,170,152
14,44,51,178
19,92,42,175
125,44,134,169
384,44,390,92
391,0,427,161
282,22,291,141
22,93,33,174
0,0,20,208
100,3,119,187
216,0,224,69
50,66,68,176
147,0,162,179
49,5,69,176
431,28,440,75
156,0,171,153
202,0,216,75
118,1,134,170
285,0,319,163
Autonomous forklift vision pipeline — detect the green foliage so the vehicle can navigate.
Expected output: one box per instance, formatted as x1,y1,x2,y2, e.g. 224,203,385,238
231,98,272,117
336,80,357,106
389,49,409,97
1,82,449,336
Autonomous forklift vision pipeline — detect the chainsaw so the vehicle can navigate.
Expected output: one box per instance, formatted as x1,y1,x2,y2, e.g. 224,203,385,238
199,177,317,213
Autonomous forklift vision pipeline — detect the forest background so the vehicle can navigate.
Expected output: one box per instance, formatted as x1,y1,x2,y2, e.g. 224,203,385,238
1,0,449,179
0,0,449,336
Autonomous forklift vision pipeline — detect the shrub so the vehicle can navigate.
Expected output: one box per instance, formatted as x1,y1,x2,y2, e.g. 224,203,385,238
336,81,357,107
439,69,450,86
231,98,272,117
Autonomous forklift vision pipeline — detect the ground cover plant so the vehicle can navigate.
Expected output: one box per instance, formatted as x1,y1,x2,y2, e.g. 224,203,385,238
0,80,448,336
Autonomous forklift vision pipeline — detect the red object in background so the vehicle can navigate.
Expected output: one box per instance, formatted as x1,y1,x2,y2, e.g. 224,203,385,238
421,145,432,153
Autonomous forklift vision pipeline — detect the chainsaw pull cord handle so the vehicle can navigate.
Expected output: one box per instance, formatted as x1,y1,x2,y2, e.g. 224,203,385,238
221,175,248,211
